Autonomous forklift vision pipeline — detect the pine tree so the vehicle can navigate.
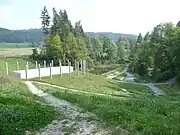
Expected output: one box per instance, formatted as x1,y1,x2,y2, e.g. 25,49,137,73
176,20,180,27
137,33,143,43
51,8,59,35
40,6,50,36
144,32,150,41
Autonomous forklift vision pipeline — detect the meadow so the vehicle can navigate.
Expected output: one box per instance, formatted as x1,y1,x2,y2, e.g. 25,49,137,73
1,56,180,135
35,81,180,135
0,48,33,57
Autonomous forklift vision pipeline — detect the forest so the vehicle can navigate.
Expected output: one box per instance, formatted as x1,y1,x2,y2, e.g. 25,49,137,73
32,6,136,67
31,6,180,83
129,22,180,82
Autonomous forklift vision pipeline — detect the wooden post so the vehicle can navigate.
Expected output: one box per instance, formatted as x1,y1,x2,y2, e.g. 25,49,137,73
16,61,19,70
80,60,83,72
5,62,8,75
50,63,52,79
59,60,62,77
44,60,46,68
36,61,38,68
51,60,53,67
77,61,79,76
83,60,86,74
69,62,71,76
38,64,41,80
25,65,28,79
26,61,29,69
74,59,77,70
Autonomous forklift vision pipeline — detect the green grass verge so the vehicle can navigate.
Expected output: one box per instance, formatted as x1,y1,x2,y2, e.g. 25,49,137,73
112,73,127,81
0,57,35,75
32,73,153,98
0,75,57,134
35,84,180,135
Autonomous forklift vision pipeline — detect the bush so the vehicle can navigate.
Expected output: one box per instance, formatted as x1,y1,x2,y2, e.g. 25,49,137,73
156,70,174,82
176,73,180,84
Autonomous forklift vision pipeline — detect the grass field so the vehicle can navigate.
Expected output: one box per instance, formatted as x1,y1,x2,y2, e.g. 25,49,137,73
35,81,180,135
0,74,57,134
0,42,31,48
33,72,153,98
0,57,35,75
0,48,33,57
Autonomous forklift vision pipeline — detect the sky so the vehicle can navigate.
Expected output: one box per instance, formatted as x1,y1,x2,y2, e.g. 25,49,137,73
0,0,180,35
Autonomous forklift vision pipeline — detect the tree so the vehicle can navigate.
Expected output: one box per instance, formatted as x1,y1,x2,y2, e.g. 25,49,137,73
51,8,60,35
40,6,50,35
144,32,150,41
176,20,180,27
44,35,62,63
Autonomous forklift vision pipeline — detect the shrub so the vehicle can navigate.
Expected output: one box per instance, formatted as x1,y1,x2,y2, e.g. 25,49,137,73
156,70,174,82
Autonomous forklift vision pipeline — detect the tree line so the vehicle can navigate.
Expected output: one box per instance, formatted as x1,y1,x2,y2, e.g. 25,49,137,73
0,28,43,44
32,6,136,67
129,22,180,82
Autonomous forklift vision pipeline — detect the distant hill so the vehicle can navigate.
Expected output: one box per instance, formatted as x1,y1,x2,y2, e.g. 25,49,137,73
0,28,44,43
0,27,137,43
86,32,137,41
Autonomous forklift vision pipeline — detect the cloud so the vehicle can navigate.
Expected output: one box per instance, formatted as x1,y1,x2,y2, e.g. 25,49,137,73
0,5,13,28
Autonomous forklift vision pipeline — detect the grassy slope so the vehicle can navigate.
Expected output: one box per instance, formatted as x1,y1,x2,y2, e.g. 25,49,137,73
35,83,180,135
0,75,57,134
33,72,152,98
0,57,35,75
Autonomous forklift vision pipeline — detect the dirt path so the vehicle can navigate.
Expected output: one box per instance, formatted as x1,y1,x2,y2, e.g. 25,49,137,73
146,83,164,96
107,64,164,96
25,81,110,135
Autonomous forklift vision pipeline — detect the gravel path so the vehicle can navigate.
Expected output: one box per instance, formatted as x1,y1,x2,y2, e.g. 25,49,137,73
107,64,164,96
25,81,110,135
145,83,164,96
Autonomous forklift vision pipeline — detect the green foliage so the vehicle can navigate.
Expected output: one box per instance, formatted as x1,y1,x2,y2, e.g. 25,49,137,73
44,35,62,61
155,70,174,82
33,7,136,66
129,22,180,82
40,6,50,35
177,74,180,84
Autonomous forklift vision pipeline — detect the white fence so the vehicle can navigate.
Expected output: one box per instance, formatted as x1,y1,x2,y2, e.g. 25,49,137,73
13,66,73,79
